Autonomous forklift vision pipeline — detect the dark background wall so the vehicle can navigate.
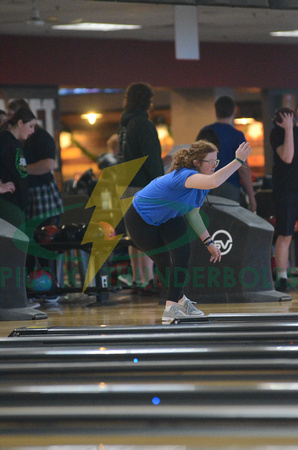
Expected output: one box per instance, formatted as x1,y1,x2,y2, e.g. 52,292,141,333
1,36,297,88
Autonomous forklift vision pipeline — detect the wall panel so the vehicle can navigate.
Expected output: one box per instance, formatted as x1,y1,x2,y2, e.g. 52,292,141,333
0,36,297,88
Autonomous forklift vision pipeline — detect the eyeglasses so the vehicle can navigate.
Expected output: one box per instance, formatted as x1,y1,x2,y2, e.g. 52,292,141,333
201,159,220,168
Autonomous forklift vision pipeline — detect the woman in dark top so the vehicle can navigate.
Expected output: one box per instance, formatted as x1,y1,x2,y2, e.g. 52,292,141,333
118,83,164,293
0,108,36,227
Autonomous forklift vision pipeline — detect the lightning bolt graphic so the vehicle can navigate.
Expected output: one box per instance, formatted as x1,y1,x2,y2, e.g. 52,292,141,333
81,157,147,292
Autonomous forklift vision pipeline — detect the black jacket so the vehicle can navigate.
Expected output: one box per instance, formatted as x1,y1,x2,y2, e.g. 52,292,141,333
118,109,164,187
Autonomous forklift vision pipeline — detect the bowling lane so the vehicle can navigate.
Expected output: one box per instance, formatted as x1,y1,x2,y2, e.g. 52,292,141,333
2,358,298,386
1,294,298,447
2,320,298,385
1,381,298,447
2,328,298,347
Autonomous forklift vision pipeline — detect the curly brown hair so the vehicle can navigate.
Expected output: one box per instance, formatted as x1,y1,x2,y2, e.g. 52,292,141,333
169,140,218,172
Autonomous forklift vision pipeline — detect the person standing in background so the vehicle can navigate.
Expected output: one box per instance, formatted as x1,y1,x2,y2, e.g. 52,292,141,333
23,123,64,282
270,106,298,292
197,96,256,212
0,108,36,227
6,98,64,281
6,99,30,121
118,82,164,294
23,123,64,227
0,105,15,195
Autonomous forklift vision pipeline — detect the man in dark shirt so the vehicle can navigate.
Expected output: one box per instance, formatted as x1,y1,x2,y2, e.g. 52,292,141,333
197,96,256,212
270,106,298,292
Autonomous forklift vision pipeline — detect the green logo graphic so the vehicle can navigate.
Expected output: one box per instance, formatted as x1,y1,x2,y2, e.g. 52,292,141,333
15,147,28,178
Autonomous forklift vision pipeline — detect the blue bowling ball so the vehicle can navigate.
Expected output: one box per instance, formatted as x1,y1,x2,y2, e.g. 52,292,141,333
27,269,53,292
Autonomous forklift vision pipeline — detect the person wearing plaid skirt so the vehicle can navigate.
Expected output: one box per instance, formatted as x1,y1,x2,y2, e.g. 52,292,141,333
24,125,64,279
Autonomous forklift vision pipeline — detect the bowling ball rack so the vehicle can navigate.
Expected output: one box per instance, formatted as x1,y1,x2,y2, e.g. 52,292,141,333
26,236,133,305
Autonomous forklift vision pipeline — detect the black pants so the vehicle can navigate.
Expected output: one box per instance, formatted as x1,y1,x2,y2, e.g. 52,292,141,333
125,204,190,302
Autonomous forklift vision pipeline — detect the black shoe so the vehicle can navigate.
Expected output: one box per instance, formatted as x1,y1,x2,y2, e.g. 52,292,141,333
275,278,289,292
140,279,161,296
130,281,140,295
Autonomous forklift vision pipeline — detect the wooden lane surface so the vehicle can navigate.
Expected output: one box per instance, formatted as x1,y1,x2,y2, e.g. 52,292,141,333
1,288,298,447
0,288,298,338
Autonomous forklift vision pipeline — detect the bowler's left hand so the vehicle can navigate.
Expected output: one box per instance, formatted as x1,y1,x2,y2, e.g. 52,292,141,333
208,243,221,263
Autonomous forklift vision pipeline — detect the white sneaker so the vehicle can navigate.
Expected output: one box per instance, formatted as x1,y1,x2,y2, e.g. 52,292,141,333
178,297,205,316
162,304,187,323
118,274,133,286
162,298,205,323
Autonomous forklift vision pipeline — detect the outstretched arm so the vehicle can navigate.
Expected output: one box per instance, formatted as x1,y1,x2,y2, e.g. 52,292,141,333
27,158,56,175
275,113,295,164
185,142,252,190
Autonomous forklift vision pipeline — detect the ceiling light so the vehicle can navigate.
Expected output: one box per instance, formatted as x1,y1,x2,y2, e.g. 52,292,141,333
270,30,298,37
52,23,141,31
234,118,255,125
81,113,102,125
59,88,124,96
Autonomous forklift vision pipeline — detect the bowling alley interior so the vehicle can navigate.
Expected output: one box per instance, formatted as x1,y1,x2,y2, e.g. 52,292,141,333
1,0,298,448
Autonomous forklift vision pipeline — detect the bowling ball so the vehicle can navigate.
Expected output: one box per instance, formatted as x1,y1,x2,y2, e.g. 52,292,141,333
99,221,116,240
272,107,296,124
267,216,276,227
34,225,60,244
84,222,105,240
27,269,53,292
74,223,88,242
56,223,80,242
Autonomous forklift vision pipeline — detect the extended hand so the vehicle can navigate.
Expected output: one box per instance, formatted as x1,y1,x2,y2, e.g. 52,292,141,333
208,243,221,263
235,142,252,162
249,195,257,213
277,112,294,130
0,181,16,194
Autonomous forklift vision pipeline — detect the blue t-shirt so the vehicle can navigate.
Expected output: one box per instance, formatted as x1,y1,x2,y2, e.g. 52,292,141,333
133,168,209,226
202,123,246,188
